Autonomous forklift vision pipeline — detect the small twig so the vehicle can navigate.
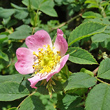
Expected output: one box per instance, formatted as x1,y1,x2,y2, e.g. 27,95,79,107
95,77,110,85
32,27,35,35
17,91,36,109
93,66,110,85
50,14,81,32
93,67,99,76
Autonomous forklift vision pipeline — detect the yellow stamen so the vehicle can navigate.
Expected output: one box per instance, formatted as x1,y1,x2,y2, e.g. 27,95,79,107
33,45,61,74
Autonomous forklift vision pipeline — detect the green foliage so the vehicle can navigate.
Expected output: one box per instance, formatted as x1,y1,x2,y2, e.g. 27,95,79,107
68,22,106,46
57,94,83,110
67,47,98,64
0,35,8,43
98,58,110,79
0,74,24,83
19,92,57,110
82,11,102,18
0,50,9,61
92,33,110,43
19,92,45,110
8,25,32,39
0,81,29,101
0,7,15,18
64,72,97,91
85,83,110,110
22,0,57,17
85,0,99,8
0,0,110,110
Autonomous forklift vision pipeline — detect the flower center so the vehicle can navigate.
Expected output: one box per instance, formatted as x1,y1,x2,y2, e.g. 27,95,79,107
33,45,61,74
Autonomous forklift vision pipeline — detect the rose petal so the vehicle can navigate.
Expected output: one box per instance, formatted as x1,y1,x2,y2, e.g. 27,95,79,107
46,54,69,81
28,54,69,88
54,29,68,56
26,30,52,52
28,75,40,89
28,73,48,89
15,47,34,74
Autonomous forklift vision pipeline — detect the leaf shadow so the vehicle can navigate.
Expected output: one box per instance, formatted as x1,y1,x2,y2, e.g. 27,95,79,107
31,95,45,110
18,83,25,92
18,77,34,93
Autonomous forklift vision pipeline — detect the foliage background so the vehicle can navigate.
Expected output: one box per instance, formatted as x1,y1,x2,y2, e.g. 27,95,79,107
0,0,110,110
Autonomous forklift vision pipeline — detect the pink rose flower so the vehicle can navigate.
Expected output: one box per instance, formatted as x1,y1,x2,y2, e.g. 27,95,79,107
15,29,69,89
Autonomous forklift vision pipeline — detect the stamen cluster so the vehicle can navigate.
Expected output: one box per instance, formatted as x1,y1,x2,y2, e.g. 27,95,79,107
33,45,61,74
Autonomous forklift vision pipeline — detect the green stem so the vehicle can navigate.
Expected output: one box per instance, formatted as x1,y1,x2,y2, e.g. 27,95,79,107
17,91,36,109
32,27,35,35
50,14,81,32
93,67,110,85
28,0,31,12
92,66,99,76
95,76,110,85
99,5,106,18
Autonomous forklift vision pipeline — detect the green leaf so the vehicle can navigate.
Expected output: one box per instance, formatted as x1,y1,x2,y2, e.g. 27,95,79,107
40,6,57,17
16,25,31,31
0,50,9,61
8,25,32,39
0,25,3,29
11,3,27,10
85,0,99,8
98,58,110,80
53,80,64,92
64,72,97,91
0,74,24,83
2,17,11,26
67,88,88,96
22,0,40,9
57,94,84,110
67,47,98,64
0,81,29,101
54,0,63,6
82,11,102,19
14,10,28,20
87,3,99,8
19,92,45,110
103,26,110,34
92,33,110,43
85,83,110,110
0,7,15,18
19,92,57,110
85,0,98,4
68,22,106,46
22,0,57,17
89,42,98,51
85,18,110,25
6,19,18,28
0,35,8,43
63,95,83,110
37,93,57,110
101,1,109,7
40,1,57,17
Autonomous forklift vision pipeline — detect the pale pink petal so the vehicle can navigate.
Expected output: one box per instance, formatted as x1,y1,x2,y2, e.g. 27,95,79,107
26,30,52,52
28,75,40,89
54,29,68,56
28,74,47,89
28,54,69,88
15,47,34,74
47,54,69,81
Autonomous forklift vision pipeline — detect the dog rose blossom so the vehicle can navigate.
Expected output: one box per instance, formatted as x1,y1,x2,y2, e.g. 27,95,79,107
15,29,69,89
